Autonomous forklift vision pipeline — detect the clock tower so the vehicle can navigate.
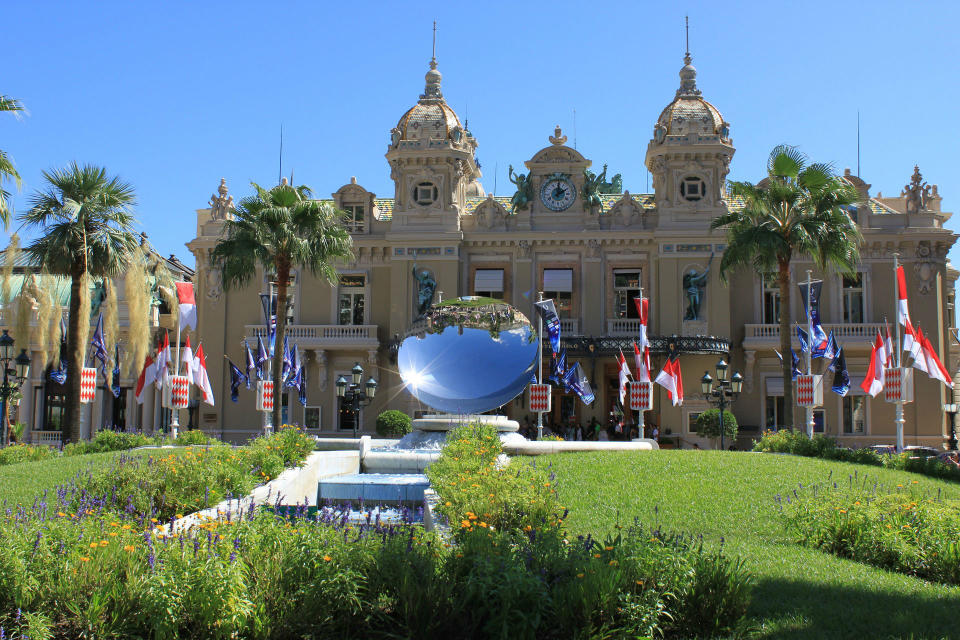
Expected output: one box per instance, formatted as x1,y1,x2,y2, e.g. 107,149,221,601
520,126,596,230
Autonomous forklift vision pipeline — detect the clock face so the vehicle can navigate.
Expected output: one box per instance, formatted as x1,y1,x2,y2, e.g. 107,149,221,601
540,177,576,211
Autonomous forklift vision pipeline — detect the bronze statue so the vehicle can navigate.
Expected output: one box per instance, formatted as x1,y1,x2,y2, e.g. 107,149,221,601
683,253,714,321
412,259,437,318
582,165,608,213
508,165,533,213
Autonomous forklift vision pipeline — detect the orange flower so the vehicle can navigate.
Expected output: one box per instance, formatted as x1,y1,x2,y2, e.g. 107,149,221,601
109,532,118,537
80,557,90,562
123,545,135,552
323,555,332,562
576,573,585,579
593,553,602,559
604,546,614,551
89,542,98,549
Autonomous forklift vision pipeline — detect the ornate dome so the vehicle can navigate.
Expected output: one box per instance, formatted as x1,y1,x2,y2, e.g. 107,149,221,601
391,59,465,146
652,53,730,143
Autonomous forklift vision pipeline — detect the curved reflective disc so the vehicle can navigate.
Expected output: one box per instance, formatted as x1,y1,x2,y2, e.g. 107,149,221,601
398,297,539,414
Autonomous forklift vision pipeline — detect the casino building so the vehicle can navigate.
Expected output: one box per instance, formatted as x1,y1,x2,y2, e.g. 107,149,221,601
187,49,959,448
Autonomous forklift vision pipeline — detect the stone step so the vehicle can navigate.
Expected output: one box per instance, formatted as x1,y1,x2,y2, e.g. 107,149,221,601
317,473,430,504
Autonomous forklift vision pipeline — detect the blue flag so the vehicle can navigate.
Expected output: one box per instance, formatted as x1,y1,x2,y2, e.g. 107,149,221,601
796,326,809,354
775,349,802,381
228,359,248,403
260,294,276,357
281,336,293,383
822,331,839,364
547,350,567,387
50,318,68,384
534,299,562,354
244,340,256,389
798,280,829,353
90,312,109,376
111,344,121,398
255,335,268,379
298,366,307,406
564,362,595,405
831,348,850,396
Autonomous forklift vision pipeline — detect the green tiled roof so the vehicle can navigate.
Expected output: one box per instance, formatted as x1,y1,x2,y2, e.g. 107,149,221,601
464,196,514,215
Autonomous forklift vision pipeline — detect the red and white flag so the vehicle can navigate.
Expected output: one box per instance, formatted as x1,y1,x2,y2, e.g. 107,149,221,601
634,297,649,348
655,355,684,406
192,342,215,405
155,331,171,389
921,333,953,388
617,349,632,406
181,334,195,378
633,341,651,382
175,281,197,331
909,326,928,374
896,265,917,352
860,331,885,397
135,354,158,404
883,321,894,368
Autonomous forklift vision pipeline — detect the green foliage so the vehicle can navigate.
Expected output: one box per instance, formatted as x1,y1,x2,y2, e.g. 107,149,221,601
712,145,863,428
8,421,25,443
0,95,25,227
0,443,55,466
375,410,412,437
63,430,157,456
752,429,960,483
695,408,739,442
174,429,219,446
784,480,960,586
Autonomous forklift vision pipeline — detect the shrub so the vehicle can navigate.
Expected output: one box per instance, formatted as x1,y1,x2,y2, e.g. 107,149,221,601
695,409,738,443
8,422,25,443
784,480,960,586
0,443,54,466
63,430,157,456
174,429,218,446
375,410,412,438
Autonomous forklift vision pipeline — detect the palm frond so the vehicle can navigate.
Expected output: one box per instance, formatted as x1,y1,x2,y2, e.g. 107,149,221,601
768,145,806,180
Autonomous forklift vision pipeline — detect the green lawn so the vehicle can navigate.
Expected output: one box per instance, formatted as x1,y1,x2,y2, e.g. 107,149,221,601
543,450,960,640
0,447,187,508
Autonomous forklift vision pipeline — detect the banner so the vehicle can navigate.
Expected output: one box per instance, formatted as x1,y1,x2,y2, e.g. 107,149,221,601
798,280,829,352
533,299,562,354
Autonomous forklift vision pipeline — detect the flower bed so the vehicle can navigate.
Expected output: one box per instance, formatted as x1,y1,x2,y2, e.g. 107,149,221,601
783,476,960,586
0,429,223,467
753,429,960,482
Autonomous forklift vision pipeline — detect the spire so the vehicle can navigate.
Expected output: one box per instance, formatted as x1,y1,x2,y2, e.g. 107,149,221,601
421,21,443,100
677,16,701,97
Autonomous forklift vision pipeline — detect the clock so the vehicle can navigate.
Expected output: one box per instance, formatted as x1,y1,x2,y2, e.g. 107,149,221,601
540,175,576,211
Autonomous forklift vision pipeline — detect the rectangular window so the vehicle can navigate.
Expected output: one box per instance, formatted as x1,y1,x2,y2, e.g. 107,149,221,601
843,396,866,433
111,389,127,431
687,412,702,434
543,268,573,319
338,274,366,326
613,269,642,319
762,275,780,324
473,269,504,299
266,275,296,325
281,392,289,426
304,407,322,430
842,274,864,323
765,396,785,429
813,409,825,433
342,205,365,233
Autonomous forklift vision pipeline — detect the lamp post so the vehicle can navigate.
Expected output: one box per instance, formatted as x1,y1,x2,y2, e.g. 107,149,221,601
944,402,959,451
0,330,31,446
335,362,378,439
700,358,743,451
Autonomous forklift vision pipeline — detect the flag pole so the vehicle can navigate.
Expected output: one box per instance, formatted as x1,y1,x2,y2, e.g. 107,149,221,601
806,269,814,438
169,319,181,439
893,252,904,451
537,291,544,441
636,285,645,440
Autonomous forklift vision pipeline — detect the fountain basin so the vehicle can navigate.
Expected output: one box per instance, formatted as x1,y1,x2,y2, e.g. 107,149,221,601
317,472,430,504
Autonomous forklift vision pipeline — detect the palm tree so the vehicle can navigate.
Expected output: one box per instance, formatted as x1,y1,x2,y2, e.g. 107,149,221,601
20,163,138,443
212,182,353,429
0,95,25,227
711,145,862,429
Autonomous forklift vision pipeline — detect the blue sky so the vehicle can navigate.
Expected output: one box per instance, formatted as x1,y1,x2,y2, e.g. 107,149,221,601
3,1,958,268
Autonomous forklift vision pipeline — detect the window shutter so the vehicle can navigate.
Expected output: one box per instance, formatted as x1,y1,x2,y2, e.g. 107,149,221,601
543,269,573,293
474,269,504,292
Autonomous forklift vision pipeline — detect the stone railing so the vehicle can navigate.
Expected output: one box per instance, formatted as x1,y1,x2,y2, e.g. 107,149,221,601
31,430,62,447
559,318,579,336
245,324,379,348
744,323,885,348
607,318,641,336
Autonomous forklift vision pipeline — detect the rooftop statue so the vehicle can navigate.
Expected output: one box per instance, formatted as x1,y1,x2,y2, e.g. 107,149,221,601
902,165,932,214
582,165,608,213
508,165,534,213
412,258,437,318
683,253,714,321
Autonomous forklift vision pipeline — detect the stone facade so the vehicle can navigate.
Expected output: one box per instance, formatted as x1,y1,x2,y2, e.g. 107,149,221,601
188,52,959,448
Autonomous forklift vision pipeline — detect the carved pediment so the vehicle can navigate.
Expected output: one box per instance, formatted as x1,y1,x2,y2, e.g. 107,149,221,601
528,145,589,165
472,194,509,229
608,191,643,227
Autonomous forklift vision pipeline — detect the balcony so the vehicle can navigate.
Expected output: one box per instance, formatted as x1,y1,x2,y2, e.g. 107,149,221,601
559,318,579,336
743,323,885,351
245,324,379,350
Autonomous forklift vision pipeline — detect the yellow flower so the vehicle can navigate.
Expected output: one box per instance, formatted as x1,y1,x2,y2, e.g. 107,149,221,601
323,555,332,562
576,573,585,579
99,540,109,547
609,560,619,566
109,532,118,537
89,542,98,549
479,522,488,528
445,501,452,507
150,518,158,523
593,553,602,559
544,482,551,487
604,546,614,551
839,509,847,514
80,557,90,562
57,512,66,517
635,580,644,586
461,520,471,528
121,525,131,530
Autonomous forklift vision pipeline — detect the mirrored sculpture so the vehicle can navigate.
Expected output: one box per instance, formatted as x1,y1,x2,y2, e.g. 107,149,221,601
398,297,539,414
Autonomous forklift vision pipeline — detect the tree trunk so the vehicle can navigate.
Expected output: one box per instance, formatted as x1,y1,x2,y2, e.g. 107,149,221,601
63,264,85,443
271,259,289,431
778,258,794,429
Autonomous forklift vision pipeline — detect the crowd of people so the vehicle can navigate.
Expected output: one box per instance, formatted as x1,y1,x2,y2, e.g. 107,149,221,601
517,415,659,443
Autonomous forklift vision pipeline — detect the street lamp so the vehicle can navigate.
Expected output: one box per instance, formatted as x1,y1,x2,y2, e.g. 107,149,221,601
0,330,30,446
944,402,959,451
336,362,378,438
701,357,742,451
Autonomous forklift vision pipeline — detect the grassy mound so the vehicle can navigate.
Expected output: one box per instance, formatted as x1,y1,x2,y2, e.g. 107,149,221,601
543,450,960,640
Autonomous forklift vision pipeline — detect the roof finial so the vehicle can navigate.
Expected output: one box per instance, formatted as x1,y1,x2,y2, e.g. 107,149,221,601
684,15,691,66
421,21,443,100
676,16,700,97
432,21,437,66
